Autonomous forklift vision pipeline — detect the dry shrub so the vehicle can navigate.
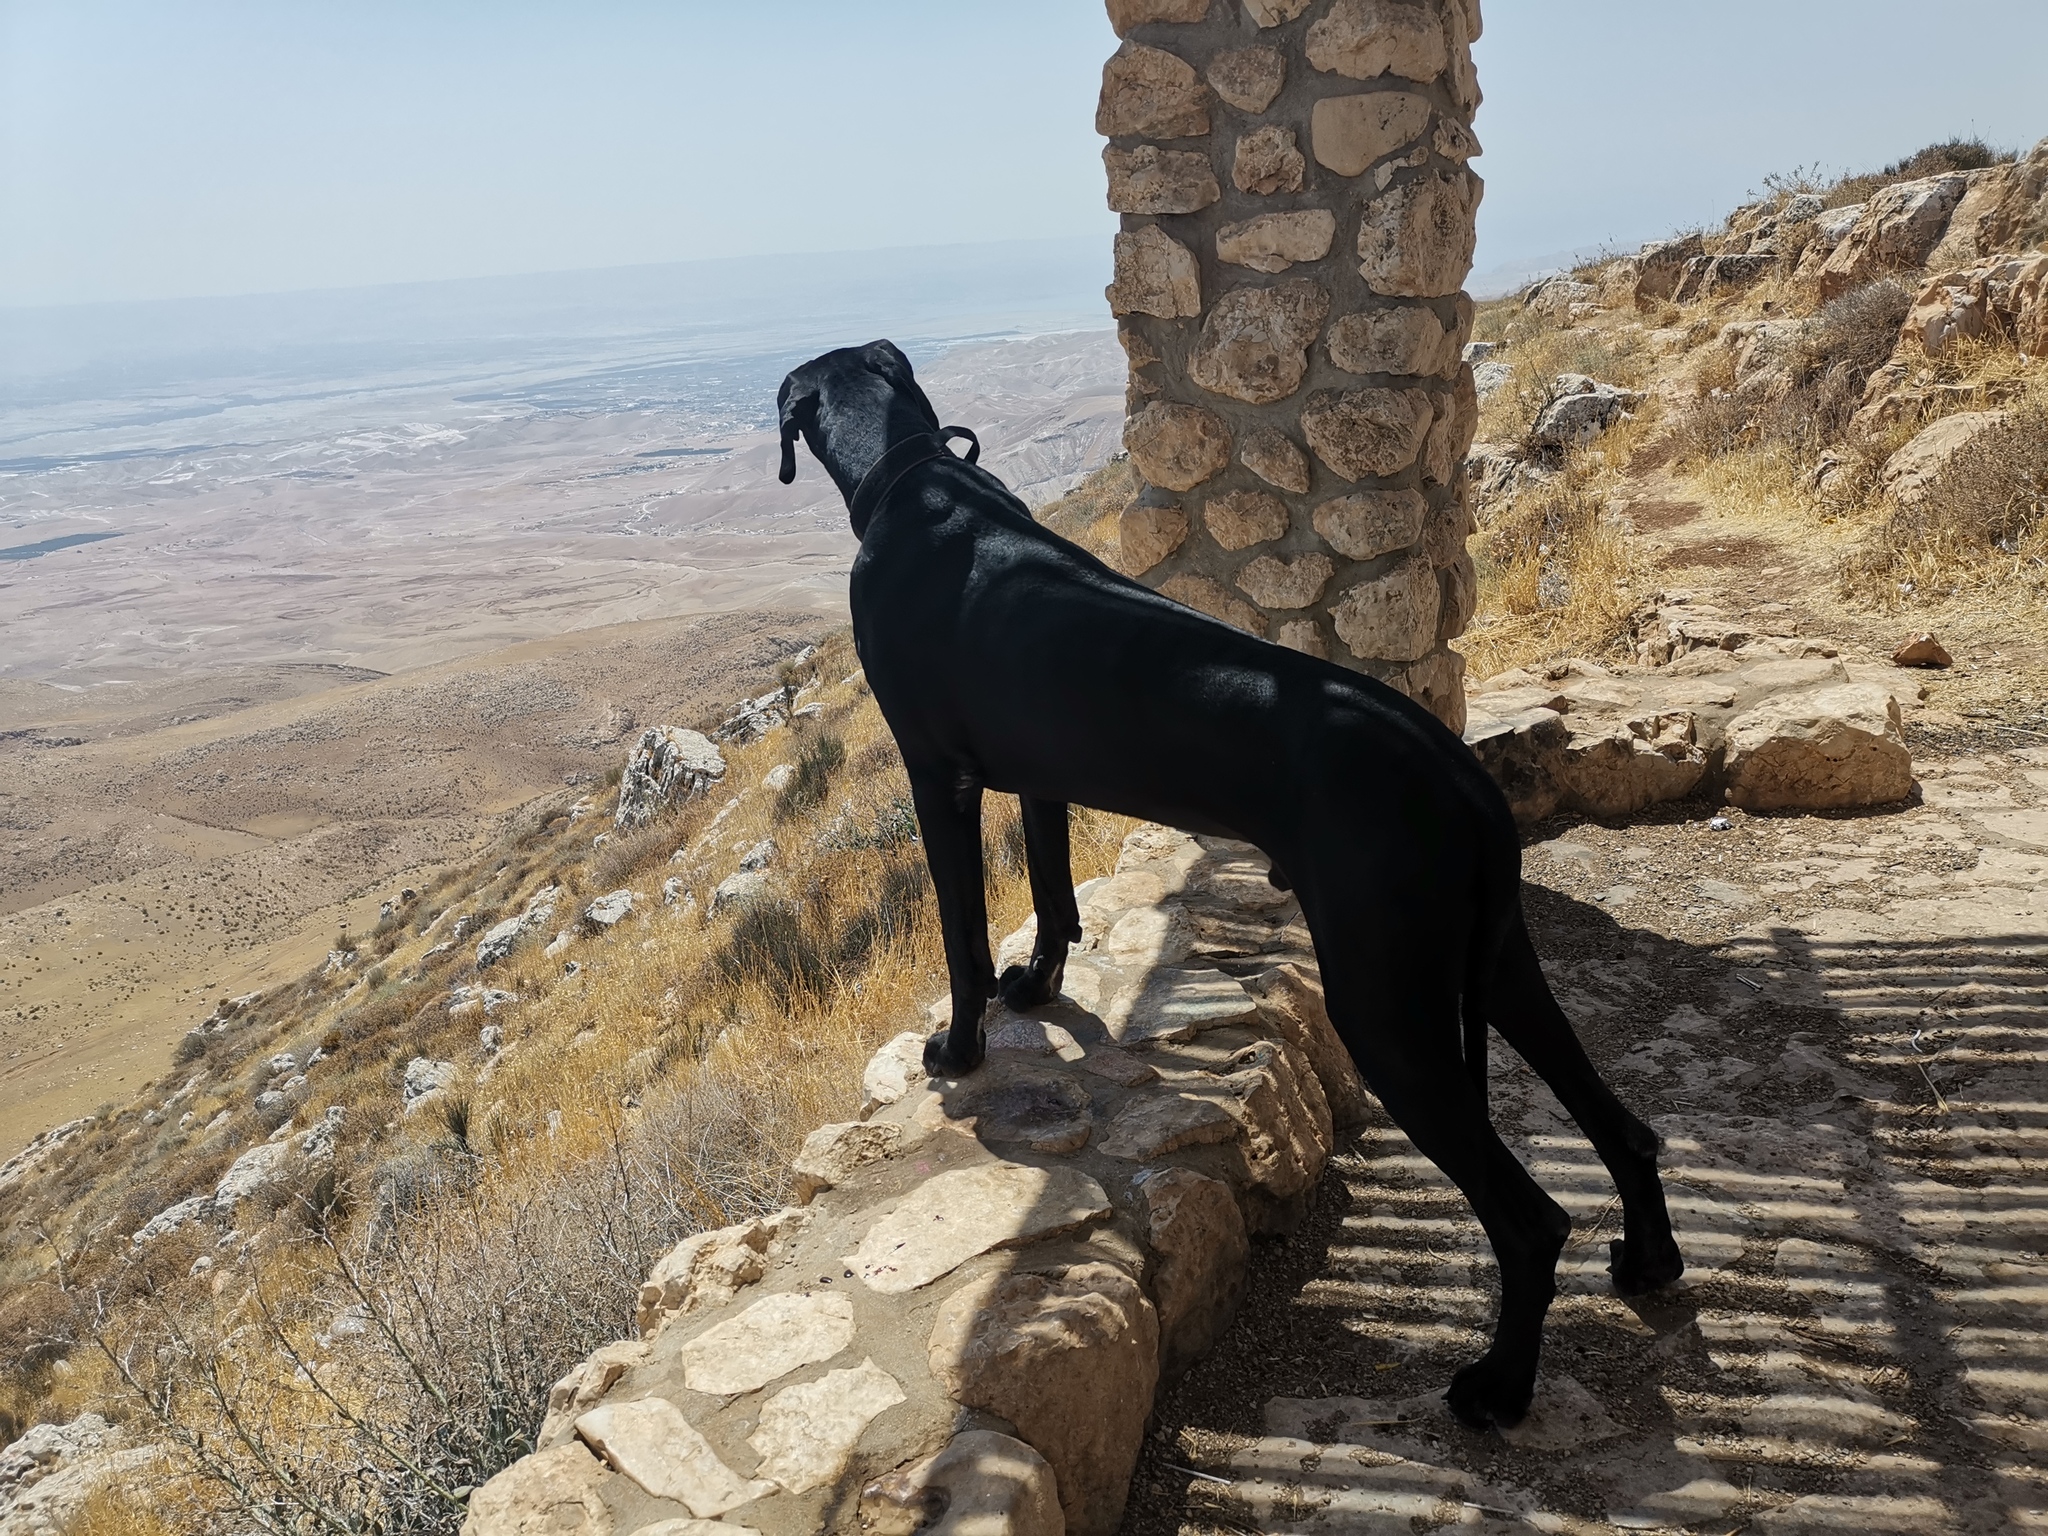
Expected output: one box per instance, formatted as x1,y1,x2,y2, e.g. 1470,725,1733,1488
771,729,846,822
1842,395,2048,603
589,815,678,892
1826,137,2013,209
1034,457,1136,564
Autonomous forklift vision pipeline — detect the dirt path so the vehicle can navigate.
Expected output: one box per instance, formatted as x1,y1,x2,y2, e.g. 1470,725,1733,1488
1122,492,2048,1533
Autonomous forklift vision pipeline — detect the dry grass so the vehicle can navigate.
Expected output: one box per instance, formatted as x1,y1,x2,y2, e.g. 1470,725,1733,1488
1471,299,1655,451
1034,455,1137,568
0,625,1136,1532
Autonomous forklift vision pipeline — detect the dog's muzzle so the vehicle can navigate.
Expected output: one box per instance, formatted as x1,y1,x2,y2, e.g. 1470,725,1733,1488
847,427,980,537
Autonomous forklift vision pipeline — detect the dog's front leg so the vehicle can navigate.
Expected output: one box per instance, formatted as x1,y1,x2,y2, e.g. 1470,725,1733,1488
998,797,1082,1010
906,763,995,1078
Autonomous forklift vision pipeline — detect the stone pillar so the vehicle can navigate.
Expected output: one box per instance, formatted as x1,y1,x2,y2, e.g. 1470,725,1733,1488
1100,0,1483,732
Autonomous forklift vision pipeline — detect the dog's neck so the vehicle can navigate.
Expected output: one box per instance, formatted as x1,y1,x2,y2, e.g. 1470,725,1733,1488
809,376,941,506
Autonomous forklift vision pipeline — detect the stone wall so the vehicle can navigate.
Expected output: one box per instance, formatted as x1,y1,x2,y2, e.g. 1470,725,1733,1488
1101,0,1484,732
461,827,1364,1536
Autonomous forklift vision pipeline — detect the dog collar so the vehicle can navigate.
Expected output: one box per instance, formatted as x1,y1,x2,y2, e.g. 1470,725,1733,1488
847,426,980,537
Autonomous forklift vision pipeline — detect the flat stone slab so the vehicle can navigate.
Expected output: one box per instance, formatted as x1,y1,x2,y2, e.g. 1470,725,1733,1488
1106,965,1261,1044
574,1396,772,1517
846,1162,1112,1295
748,1359,906,1494
1098,1092,1240,1161
678,1290,855,1396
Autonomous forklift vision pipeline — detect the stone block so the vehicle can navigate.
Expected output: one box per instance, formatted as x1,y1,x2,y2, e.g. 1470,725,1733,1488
1206,46,1284,112
747,1359,906,1494
1238,427,1311,493
1236,552,1335,609
1299,386,1434,481
1158,573,1269,636
575,1397,772,1517
1312,487,1426,560
791,1120,909,1203
928,1263,1160,1536
1357,171,1481,298
846,1162,1111,1294
459,1441,613,1536
1135,1166,1250,1380
1188,280,1329,405
858,1430,1062,1536
1721,683,1914,812
678,1289,856,1396
1231,125,1305,195
1326,304,1451,376
1239,962,1371,1127
1107,226,1201,318
1104,144,1220,214
1203,489,1291,550
1309,92,1432,178
1306,0,1450,82
1276,619,1327,656
1330,553,1441,662
1243,0,1312,22
1118,502,1189,574
1125,402,1231,492
1216,209,1334,272
1097,42,1210,139
1106,0,1209,33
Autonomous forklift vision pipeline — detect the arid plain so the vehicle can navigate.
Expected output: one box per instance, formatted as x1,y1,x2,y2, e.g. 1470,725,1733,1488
0,323,1123,1153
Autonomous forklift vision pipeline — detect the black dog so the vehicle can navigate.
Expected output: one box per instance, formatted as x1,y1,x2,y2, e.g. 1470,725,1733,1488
776,339,1682,1429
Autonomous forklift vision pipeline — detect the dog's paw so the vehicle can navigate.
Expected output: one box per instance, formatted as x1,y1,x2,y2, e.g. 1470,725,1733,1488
922,1026,985,1080
997,959,1062,1011
1444,1355,1534,1432
1608,1236,1685,1297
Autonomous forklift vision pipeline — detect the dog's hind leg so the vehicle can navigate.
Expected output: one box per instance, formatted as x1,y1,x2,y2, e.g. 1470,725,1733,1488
905,764,995,1078
998,797,1082,1010
1320,948,1570,1430
1488,910,1683,1297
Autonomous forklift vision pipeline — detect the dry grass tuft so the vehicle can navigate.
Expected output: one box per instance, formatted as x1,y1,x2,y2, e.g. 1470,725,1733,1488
1034,456,1137,566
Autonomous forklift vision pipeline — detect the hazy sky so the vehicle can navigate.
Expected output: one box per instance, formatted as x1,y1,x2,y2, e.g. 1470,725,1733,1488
3,0,2044,309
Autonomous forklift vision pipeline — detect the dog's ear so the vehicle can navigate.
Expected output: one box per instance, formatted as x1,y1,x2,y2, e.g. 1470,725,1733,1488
776,383,817,485
861,339,941,430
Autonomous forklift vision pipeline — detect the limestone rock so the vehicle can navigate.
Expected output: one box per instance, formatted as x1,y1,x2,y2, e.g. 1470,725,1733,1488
1880,410,2005,507
459,1441,613,1536
1236,552,1334,610
1893,633,1953,669
749,1359,906,1495
1326,305,1452,377
1305,0,1449,82
478,886,561,969
1135,1167,1249,1380
1108,963,1263,1043
1299,387,1434,481
1206,46,1284,112
846,1162,1111,1295
1904,254,2048,358
1107,226,1201,319
1230,125,1304,196
1215,210,1334,273
637,1208,809,1336
131,1194,215,1245
1330,554,1441,663
1818,173,1974,301
402,1057,457,1113
708,870,769,915
1098,1092,1239,1160
1203,489,1291,550
679,1290,856,1396
1550,717,1707,818
1105,0,1208,33
1117,502,1188,575
583,889,635,930
213,1139,293,1208
1423,367,1479,485
1097,42,1209,140
1721,684,1914,812
1529,375,1641,453
928,1262,1159,1536
1357,171,1480,298
1672,251,1773,303
1239,962,1370,1127
945,1070,1095,1154
1436,546,1478,637
792,1120,908,1203
616,727,725,830
1633,233,1704,305
1238,427,1311,494
1309,92,1432,178
858,1430,1062,1536
1124,402,1231,491
538,1340,649,1450
1312,487,1426,560
575,1397,772,1517
1243,0,1312,22
0,1117,91,1198
1188,280,1330,405
861,1030,931,1113
1104,145,1219,215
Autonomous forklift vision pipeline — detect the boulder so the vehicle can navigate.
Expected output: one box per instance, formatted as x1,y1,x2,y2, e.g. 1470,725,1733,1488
1134,1166,1250,1380
1634,233,1705,306
582,890,635,930
1721,684,1914,811
1880,410,2006,507
791,1120,910,1203
708,870,769,916
1672,252,1773,304
131,1194,216,1246
615,727,725,830
1817,173,1974,301
1902,254,2048,358
477,886,560,970
0,1414,159,1536
402,1057,457,1113
459,1442,611,1536
1893,633,1953,669
1528,375,1642,453
716,688,791,745
636,1208,811,1337
858,1430,1063,1536
845,1163,1110,1294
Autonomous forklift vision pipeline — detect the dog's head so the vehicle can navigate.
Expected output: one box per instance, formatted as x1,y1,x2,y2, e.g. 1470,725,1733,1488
776,340,939,484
